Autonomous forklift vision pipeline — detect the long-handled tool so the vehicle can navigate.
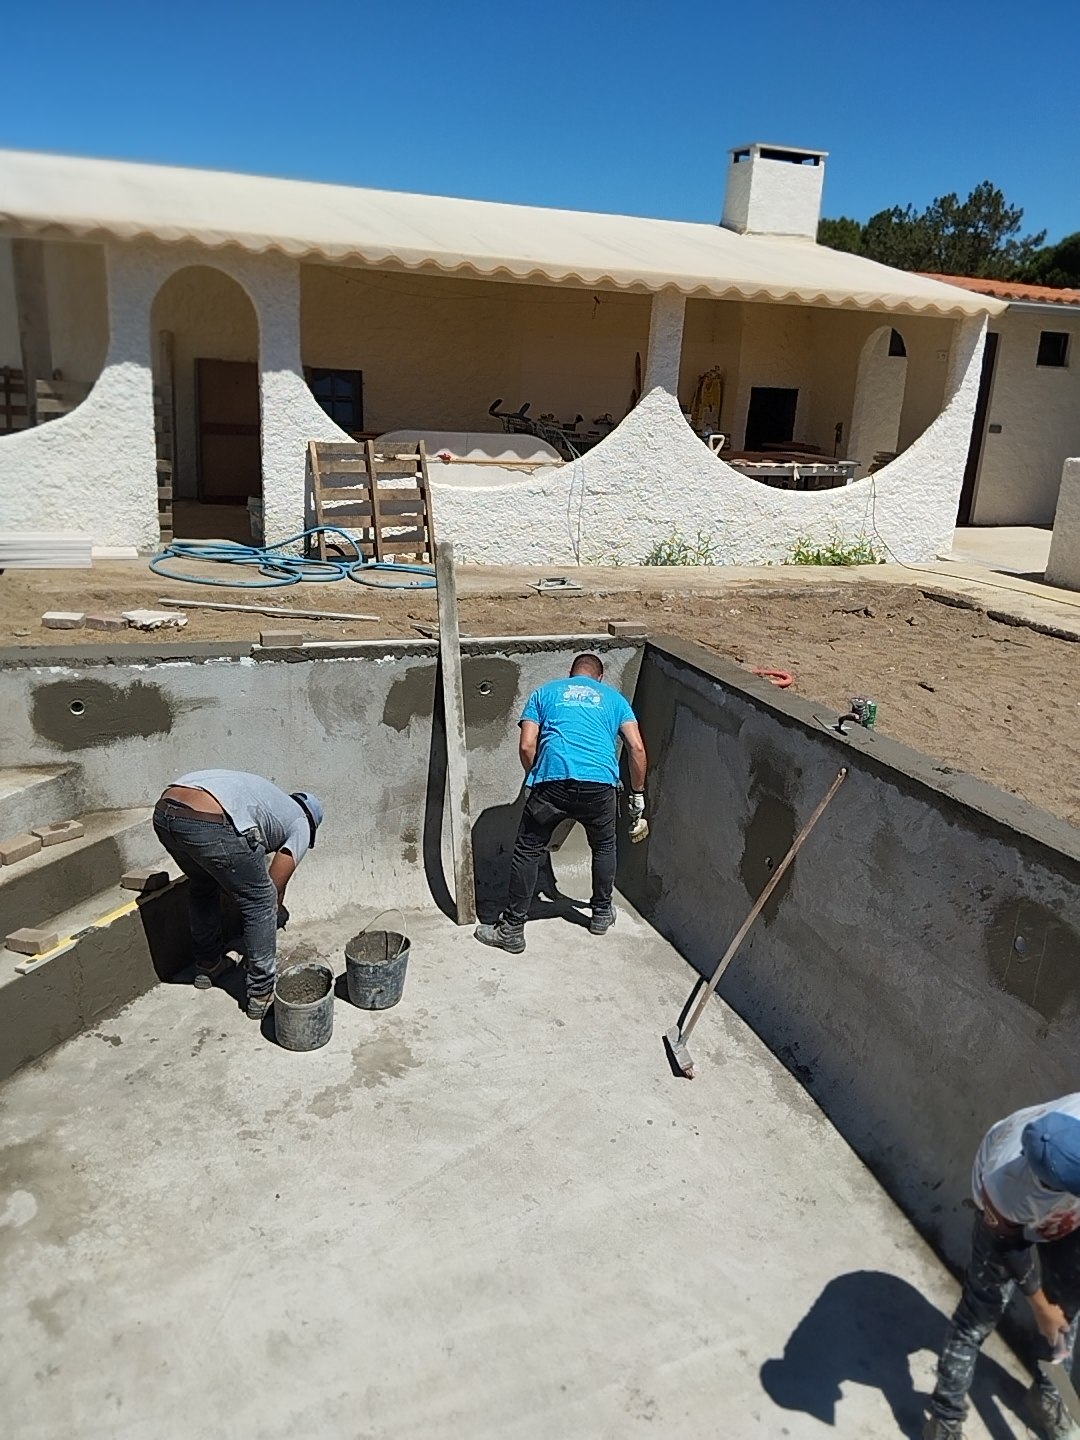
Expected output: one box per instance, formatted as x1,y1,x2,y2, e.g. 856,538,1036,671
663,767,847,1078
1040,1353,1080,1427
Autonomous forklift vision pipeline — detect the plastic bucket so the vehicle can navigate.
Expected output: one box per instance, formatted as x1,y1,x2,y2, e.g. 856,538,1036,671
273,961,334,1051
345,930,410,1010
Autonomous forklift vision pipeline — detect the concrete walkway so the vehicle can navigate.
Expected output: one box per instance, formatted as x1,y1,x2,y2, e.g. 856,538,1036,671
946,527,1053,577
0,903,1028,1439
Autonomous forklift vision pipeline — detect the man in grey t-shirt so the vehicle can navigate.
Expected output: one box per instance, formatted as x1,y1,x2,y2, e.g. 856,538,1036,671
153,771,324,1020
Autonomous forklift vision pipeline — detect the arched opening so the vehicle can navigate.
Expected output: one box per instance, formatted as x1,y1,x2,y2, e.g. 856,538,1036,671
150,266,261,543
848,325,908,479
0,239,108,435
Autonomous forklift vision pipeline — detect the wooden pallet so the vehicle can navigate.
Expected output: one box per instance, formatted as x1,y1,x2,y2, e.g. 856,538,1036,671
0,368,92,433
306,439,435,563
154,333,176,545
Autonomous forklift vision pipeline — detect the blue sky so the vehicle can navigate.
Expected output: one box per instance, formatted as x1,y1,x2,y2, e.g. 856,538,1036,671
4,0,1076,243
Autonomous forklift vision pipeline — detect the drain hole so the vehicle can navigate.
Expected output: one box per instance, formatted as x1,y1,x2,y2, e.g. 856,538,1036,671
69,700,86,717
477,681,493,696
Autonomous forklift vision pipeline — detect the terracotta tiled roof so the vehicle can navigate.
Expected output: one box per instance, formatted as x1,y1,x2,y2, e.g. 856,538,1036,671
920,273,1080,307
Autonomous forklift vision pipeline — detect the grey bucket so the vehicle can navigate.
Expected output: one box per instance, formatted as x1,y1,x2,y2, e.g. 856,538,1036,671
274,961,335,1051
345,929,410,1010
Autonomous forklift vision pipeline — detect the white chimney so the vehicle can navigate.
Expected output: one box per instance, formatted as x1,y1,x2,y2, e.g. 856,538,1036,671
721,143,828,240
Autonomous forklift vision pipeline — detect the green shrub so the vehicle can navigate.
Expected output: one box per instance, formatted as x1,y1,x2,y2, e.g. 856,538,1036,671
784,530,885,566
641,528,717,566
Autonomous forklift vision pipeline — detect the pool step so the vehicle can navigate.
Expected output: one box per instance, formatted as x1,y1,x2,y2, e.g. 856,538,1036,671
0,876,192,1083
0,764,80,839
0,807,161,939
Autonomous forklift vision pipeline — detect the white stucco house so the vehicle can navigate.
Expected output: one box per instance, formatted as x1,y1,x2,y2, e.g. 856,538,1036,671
0,143,1003,565
922,274,1080,528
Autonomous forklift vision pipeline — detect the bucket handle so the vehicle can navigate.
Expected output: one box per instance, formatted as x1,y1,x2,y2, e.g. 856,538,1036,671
357,907,408,961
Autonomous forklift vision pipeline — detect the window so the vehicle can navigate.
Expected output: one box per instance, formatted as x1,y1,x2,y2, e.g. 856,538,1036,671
888,328,907,358
1037,332,1070,368
305,368,364,431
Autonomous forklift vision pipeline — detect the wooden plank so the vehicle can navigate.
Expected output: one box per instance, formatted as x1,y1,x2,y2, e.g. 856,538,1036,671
12,240,52,426
365,441,385,563
307,441,328,561
435,540,476,925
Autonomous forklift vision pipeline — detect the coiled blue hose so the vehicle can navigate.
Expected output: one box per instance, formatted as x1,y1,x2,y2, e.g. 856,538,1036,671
149,528,436,590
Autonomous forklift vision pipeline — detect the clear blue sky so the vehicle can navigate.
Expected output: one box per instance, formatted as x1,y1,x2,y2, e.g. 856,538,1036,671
4,0,1077,243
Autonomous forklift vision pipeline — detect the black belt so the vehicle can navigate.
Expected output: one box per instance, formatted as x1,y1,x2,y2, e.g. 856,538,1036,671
155,798,227,825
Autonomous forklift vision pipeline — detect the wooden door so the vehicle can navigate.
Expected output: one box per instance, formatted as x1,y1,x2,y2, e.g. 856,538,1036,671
196,359,261,501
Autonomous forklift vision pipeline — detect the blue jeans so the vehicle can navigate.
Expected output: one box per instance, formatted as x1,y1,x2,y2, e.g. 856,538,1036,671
931,1215,1080,1423
153,806,279,997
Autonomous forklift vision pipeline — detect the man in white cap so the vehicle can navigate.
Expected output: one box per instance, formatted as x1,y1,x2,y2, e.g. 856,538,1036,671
924,1094,1080,1439
153,771,324,1020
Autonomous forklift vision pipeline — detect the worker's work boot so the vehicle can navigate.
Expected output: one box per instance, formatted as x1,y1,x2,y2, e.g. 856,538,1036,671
473,918,526,955
1025,1381,1076,1440
589,904,616,936
193,956,231,990
246,990,274,1021
921,1415,964,1439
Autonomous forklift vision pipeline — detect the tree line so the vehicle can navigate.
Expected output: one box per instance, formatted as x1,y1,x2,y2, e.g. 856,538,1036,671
818,183,1079,288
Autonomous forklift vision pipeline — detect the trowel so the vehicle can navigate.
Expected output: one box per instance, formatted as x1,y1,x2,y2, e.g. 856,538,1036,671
1039,1359,1080,1427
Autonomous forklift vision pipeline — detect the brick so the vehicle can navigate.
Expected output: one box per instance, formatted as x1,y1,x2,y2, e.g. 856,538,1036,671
0,833,43,865
85,613,127,631
259,630,306,648
31,819,85,847
5,927,59,957
607,620,648,638
42,612,86,630
120,867,170,893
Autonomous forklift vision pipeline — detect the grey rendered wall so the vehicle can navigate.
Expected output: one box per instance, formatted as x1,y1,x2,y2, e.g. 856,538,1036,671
618,638,1080,1270
0,638,639,923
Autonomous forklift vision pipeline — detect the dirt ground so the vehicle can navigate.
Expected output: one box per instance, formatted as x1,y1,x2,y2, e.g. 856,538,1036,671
3,565,1079,827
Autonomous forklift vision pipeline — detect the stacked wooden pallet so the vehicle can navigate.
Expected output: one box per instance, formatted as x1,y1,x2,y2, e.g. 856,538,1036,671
306,440,435,563
0,369,93,434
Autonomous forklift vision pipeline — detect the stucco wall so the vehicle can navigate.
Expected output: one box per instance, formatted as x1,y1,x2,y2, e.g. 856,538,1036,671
151,265,260,500
0,237,108,382
971,308,1080,526
300,264,652,435
619,639,1080,1272
1046,456,1080,589
433,313,984,566
848,326,907,477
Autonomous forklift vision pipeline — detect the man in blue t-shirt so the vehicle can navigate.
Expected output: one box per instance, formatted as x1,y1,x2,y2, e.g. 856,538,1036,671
475,653,647,954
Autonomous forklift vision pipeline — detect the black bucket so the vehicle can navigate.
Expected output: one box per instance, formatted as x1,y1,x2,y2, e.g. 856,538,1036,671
274,961,334,1051
345,929,410,1010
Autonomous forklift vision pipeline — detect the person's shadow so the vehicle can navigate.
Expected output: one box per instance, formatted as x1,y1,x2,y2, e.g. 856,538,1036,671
759,1271,1027,1438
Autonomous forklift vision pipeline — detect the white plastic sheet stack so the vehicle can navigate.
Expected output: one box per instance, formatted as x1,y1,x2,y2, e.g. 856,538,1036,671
0,532,93,568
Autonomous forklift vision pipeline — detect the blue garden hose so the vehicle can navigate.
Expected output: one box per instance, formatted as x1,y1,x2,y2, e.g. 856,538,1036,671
149,528,436,590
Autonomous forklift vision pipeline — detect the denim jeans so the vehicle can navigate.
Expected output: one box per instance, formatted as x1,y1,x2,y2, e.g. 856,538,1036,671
930,1214,1080,1424
153,805,279,996
504,780,617,924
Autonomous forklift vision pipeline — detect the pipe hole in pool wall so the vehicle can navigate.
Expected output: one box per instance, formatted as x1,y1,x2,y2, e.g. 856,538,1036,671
69,700,86,717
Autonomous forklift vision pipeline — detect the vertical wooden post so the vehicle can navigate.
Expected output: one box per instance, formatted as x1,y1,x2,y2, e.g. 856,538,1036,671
11,240,53,428
435,540,477,925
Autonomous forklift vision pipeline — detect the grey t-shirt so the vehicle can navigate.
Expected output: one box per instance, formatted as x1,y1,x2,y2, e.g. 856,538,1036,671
174,770,312,863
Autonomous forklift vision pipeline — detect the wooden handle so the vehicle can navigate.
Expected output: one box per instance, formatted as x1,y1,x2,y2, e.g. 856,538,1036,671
680,768,847,1045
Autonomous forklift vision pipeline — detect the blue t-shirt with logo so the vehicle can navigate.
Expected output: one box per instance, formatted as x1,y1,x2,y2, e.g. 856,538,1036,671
520,677,636,786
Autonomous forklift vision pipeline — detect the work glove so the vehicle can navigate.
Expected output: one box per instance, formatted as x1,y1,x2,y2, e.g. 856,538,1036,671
628,792,646,821
277,905,290,931
628,791,648,844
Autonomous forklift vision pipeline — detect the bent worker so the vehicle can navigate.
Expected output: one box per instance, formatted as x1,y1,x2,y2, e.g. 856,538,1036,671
153,771,323,1020
924,1094,1080,1440
474,652,647,954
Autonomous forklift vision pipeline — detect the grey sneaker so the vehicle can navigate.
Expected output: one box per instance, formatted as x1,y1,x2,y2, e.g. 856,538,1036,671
589,905,616,936
473,919,526,954
193,956,231,990
921,1416,964,1440
246,990,274,1021
1026,1382,1075,1440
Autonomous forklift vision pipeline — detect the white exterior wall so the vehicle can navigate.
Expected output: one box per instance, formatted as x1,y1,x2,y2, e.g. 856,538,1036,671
432,314,986,565
848,327,908,478
971,308,1080,526
1046,457,1080,589
0,240,342,548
